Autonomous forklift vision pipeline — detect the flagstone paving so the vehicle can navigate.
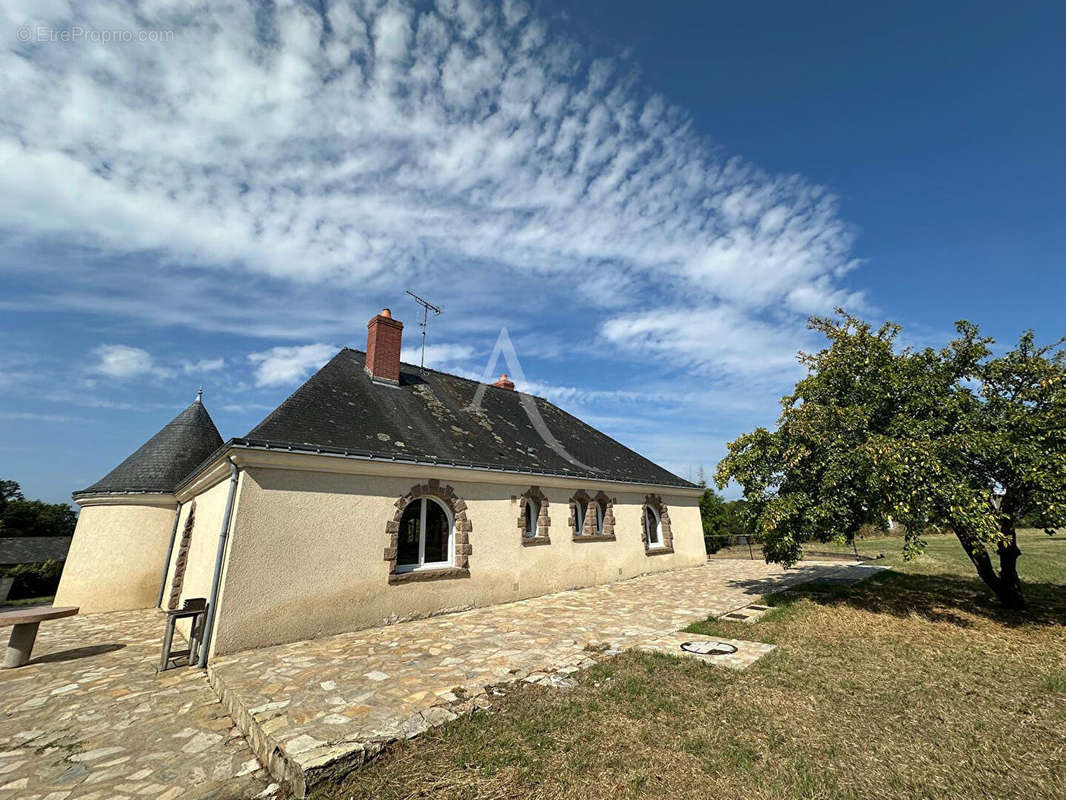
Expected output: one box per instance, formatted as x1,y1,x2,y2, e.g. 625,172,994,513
0,609,272,800
208,558,872,796
0,559,876,799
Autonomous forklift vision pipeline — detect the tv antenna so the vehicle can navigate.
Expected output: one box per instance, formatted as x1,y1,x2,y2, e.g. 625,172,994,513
406,290,441,369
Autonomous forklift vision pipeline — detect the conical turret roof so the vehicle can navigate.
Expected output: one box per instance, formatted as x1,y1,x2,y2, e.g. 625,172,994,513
76,396,223,496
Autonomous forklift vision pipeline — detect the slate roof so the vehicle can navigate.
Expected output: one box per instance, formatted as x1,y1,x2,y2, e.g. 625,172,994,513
239,348,695,489
76,398,223,496
0,536,72,566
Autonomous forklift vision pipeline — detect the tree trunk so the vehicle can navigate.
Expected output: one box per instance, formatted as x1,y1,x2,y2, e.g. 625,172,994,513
995,522,1025,610
952,525,1025,610
953,527,1001,590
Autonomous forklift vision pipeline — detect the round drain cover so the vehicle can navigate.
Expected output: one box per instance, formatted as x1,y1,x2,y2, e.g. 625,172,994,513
680,640,738,656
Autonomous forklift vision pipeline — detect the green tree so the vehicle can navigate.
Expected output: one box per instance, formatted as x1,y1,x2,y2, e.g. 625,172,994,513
0,479,23,513
699,488,730,548
699,489,754,552
0,479,77,538
716,312,1066,609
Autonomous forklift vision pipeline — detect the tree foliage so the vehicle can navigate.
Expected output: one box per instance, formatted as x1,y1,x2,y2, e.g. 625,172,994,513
0,480,77,538
716,312,1066,609
698,489,754,553
0,479,23,510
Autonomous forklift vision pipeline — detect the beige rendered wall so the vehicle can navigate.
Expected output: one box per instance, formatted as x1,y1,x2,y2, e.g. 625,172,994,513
210,467,705,655
55,499,177,613
159,475,243,646
161,475,239,610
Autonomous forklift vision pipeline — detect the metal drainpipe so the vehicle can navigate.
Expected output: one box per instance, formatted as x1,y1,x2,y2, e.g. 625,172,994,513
156,500,183,608
197,457,240,668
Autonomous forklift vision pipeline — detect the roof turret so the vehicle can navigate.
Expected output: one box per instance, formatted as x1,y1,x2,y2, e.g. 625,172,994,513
75,393,223,496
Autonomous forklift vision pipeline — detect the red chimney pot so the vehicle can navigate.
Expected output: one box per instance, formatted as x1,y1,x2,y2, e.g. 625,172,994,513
492,373,515,391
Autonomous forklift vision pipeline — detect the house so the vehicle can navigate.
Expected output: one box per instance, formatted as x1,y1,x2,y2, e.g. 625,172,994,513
55,310,706,661
0,536,72,603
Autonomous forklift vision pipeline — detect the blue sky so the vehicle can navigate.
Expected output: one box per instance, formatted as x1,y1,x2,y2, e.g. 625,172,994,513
1,0,1062,504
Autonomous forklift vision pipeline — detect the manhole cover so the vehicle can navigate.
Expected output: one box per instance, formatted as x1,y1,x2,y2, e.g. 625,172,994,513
680,641,738,656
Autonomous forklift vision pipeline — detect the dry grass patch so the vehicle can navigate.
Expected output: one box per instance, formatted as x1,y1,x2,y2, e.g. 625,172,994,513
315,534,1066,800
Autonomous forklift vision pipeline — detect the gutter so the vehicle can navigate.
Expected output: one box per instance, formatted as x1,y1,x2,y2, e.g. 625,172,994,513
72,489,172,499
155,500,182,608
197,457,240,668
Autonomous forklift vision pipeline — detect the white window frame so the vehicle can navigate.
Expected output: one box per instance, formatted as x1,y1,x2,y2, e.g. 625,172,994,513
523,498,540,538
595,500,606,534
574,498,585,535
645,505,664,549
396,496,454,573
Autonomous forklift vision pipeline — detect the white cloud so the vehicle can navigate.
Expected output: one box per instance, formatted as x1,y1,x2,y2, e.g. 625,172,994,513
0,411,88,423
0,0,880,497
522,381,649,407
219,402,275,414
181,357,226,374
248,343,338,387
89,344,172,380
0,0,862,380
0,351,38,391
400,342,476,372
600,306,810,379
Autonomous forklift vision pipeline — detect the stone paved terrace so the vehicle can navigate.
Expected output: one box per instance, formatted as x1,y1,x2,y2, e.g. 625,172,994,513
0,560,879,799
0,609,273,800
209,559,876,796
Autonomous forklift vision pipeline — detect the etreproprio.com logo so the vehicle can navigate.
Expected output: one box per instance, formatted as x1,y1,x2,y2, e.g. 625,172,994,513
17,25,175,44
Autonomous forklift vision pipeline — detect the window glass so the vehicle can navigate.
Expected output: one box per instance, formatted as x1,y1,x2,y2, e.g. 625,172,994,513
645,506,662,546
523,499,539,537
596,501,605,534
398,503,421,566
574,499,585,535
396,498,452,569
423,499,450,563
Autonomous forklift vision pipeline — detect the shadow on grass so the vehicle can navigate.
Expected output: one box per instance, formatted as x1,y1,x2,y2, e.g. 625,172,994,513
765,570,1066,629
718,561,887,602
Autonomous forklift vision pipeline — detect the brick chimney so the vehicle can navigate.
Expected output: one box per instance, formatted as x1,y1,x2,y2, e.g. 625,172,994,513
365,309,403,384
492,373,515,391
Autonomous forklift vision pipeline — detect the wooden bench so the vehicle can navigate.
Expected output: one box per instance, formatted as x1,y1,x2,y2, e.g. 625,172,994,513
0,606,79,668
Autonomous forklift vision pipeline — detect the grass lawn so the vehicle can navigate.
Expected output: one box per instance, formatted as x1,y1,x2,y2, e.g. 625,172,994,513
0,594,55,608
813,529,1064,581
317,531,1066,800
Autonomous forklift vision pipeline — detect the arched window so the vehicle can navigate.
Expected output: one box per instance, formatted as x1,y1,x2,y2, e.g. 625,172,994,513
519,486,550,545
522,497,540,538
644,504,664,548
570,490,613,540
397,496,453,571
641,495,672,552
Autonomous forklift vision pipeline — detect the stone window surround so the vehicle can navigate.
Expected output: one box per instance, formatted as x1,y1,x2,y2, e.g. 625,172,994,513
518,486,551,547
641,494,674,554
385,479,472,584
570,489,616,542
167,501,196,609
